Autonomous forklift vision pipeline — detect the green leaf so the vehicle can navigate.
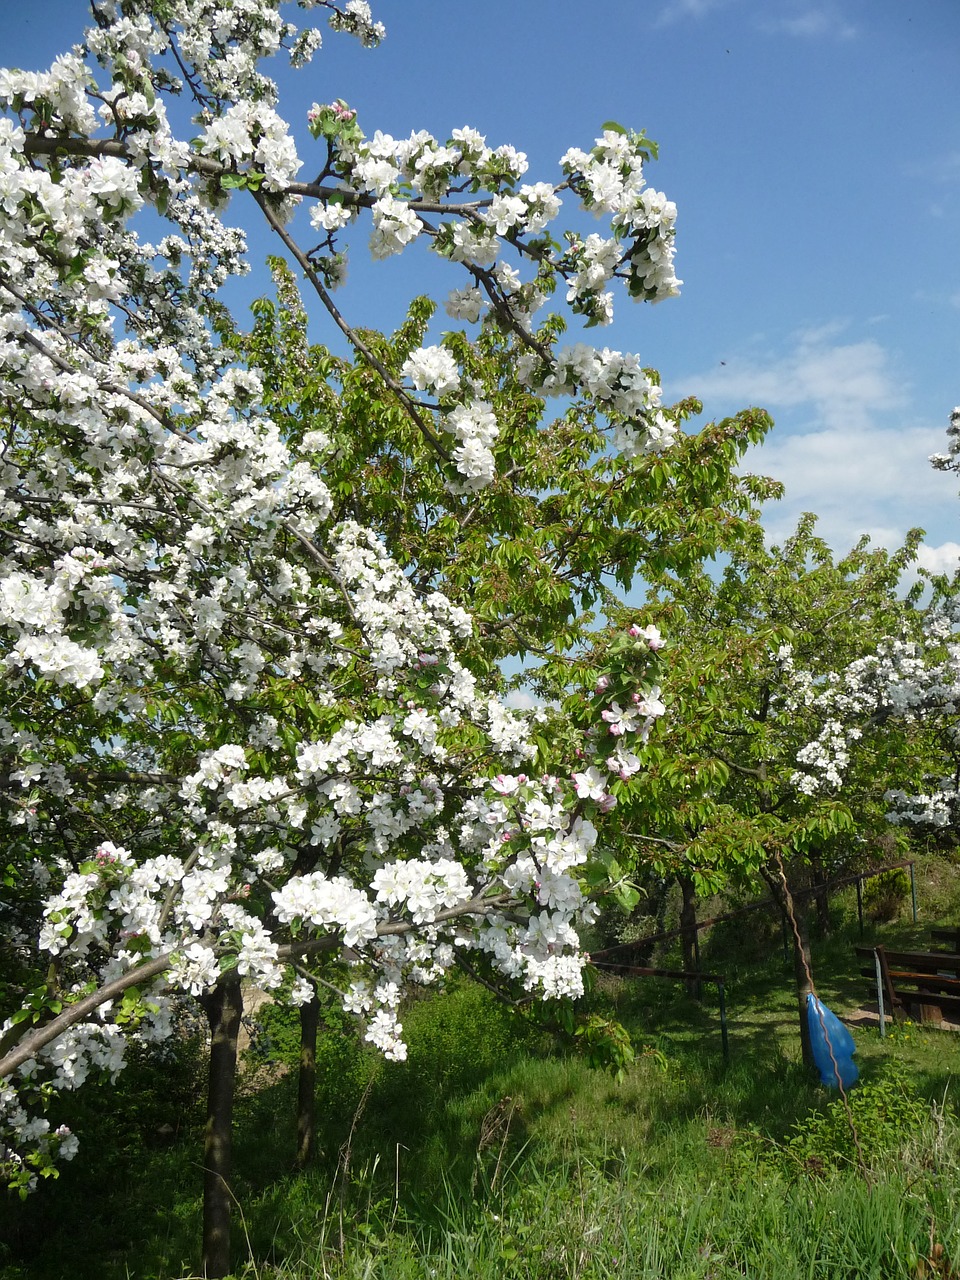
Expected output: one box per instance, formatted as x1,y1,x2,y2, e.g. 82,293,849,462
613,884,641,912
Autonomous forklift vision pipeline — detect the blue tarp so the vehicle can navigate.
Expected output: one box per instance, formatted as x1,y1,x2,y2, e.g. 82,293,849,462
807,993,859,1089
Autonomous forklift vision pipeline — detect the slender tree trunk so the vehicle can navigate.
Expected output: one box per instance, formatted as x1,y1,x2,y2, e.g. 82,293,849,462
790,898,815,1070
809,857,831,937
766,865,815,1070
814,882,831,937
678,874,700,999
200,971,243,1279
295,990,320,1170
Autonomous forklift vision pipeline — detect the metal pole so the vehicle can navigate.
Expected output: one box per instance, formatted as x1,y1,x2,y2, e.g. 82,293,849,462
856,876,864,937
718,980,730,1062
874,948,886,1038
909,861,918,922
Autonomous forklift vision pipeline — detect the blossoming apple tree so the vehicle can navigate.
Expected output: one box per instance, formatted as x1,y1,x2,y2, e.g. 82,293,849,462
0,0,766,1271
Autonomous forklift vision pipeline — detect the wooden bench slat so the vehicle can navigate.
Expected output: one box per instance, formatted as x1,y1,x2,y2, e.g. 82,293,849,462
859,968,960,991
854,948,960,971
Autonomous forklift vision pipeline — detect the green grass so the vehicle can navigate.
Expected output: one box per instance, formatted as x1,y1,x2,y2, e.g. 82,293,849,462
4,854,960,1280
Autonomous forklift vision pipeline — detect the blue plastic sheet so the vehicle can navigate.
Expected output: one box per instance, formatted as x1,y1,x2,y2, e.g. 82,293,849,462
807,993,858,1089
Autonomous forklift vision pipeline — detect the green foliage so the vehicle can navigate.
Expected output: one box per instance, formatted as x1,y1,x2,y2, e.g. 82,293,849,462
587,515,927,919
227,264,779,685
387,981,530,1097
863,867,911,922
573,1012,637,1082
782,1063,931,1175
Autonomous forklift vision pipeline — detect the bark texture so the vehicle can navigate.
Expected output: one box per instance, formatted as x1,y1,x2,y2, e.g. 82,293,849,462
200,971,243,1279
295,991,320,1170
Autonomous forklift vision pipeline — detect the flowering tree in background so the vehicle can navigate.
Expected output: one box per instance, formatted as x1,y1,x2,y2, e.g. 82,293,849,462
554,517,925,1066
823,407,960,837
0,1,764,1272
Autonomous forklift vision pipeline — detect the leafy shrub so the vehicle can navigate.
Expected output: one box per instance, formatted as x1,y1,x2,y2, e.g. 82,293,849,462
863,867,910,922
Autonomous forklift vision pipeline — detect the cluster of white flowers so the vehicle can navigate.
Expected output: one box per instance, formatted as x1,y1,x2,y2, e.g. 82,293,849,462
0,1078,79,1193
568,624,667,811
515,343,678,459
834,568,960,826
442,401,499,491
929,405,960,476
776,645,871,797
561,129,681,304
780,558,960,807
199,100,302,190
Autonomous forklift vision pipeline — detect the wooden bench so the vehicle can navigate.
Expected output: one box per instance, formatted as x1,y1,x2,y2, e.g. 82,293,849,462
855,943,960,1024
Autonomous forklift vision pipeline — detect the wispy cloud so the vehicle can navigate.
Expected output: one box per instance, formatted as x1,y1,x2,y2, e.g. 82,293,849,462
685,329,906,433
745,420,952,551
654,0,736,28
906,150,960,186
759,6,857,40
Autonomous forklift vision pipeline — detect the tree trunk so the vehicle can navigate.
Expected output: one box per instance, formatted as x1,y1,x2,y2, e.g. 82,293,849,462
678,874,701,999
809,857,831,937
295,990,320,1170
814,882,831,937
200,971,243,1279
790,899,815,1070
766,866,815,1070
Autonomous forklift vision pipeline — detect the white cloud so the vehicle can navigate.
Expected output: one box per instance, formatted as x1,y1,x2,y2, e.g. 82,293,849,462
503,687,540,711
916,542,960,577
687,330,906,432
906,150,960,186
671,329,957,553
744,421,953,550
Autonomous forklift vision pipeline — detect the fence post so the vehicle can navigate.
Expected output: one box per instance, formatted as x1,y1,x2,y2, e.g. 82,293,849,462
718,980,729,1062
856,876,864,937
909,861,918,923
874,948,885,1038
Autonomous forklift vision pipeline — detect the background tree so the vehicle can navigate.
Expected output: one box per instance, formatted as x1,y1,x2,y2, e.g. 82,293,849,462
551,516,925,1066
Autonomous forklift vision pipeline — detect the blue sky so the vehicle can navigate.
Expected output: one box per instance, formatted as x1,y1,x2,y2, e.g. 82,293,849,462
4,0,959,566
